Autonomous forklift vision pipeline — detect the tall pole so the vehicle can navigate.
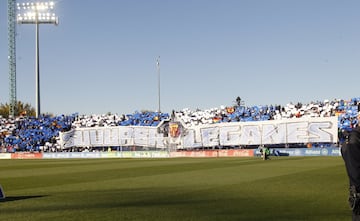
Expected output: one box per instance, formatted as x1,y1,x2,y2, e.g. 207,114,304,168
35,15,40,118
157,56,161,113
17,1,58,118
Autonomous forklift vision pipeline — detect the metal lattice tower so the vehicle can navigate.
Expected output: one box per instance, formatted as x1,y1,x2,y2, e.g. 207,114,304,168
8,0,17,117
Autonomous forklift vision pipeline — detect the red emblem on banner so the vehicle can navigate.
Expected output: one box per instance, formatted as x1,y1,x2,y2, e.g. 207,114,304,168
169,122,181,138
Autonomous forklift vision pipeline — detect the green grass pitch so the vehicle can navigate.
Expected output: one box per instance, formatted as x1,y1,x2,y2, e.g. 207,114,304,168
0,156,352,221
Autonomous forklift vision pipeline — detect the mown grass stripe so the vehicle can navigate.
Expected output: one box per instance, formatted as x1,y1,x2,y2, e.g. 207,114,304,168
0,157,351,221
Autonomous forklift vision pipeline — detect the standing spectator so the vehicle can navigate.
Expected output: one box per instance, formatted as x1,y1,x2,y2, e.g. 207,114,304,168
263,146,271,160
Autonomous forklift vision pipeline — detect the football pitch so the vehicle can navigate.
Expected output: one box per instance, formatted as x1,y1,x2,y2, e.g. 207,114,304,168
0,156,352,221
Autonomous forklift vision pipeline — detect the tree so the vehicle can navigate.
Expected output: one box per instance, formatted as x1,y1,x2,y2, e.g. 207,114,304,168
0,101,36,118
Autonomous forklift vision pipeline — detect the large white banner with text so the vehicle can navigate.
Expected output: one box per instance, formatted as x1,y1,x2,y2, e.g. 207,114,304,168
59,117,338,149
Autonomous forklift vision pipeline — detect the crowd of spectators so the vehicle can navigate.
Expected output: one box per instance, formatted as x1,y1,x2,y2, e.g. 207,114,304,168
0,111,170,152
175,98,359,128
0,97,359,152
72,111,169,128
0,114,75,152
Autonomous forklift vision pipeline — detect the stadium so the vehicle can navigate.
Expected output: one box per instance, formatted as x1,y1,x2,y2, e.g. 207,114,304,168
0,97,357,221
1,1,359,221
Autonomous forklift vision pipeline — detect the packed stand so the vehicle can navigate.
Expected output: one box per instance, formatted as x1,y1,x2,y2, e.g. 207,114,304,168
72,111,169,128
175,98,360,131
0,111,169,152
0,114,75,152
0,98,359,152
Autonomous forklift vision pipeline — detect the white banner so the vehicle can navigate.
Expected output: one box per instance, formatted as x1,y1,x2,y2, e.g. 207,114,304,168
59,117,338,149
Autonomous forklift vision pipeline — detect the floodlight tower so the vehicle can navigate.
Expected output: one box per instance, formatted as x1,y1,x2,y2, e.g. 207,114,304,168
16,1,58,118
8,0,17,118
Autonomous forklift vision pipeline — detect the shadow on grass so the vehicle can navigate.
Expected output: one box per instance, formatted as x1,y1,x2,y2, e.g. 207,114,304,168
0,195,46,203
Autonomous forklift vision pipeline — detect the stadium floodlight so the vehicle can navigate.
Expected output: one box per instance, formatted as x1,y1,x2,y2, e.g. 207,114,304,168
16,1,58,118
17,2,58,24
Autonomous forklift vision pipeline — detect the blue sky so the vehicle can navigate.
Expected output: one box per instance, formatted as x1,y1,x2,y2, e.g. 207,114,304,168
1,0,359,115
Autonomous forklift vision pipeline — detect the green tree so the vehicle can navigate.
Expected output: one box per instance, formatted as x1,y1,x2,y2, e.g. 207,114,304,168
0,101,36,118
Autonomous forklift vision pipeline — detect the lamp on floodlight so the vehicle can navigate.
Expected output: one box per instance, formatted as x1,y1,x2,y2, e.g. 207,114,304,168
16,1,58,118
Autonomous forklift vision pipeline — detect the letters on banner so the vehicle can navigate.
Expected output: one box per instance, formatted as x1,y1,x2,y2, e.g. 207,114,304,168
59,117,338,149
